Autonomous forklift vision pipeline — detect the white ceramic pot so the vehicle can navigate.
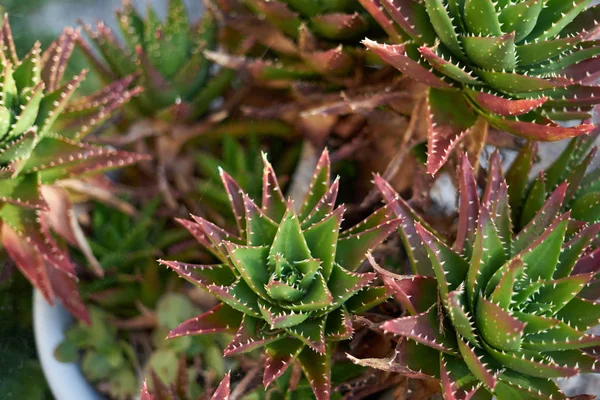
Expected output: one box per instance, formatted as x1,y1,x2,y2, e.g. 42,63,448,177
33,290,103,400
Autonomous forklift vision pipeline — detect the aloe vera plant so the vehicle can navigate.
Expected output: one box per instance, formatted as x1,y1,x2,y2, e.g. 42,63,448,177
351,151,600,399
78,0,232,121
160,149,401,399
360,0,600,174
0,17,146,321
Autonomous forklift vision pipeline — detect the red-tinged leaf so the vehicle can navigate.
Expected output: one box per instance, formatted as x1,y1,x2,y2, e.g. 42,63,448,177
456,336,498,390
485,113,595,141
573,247,600,275
555,223,600,279
0,205,76,278
476,296,525,352
382,0,436,44
261,152,286,221
175,218,214,252
40,27,78,92
415,223,469,299
340,198,400,238
369,255,437,314
299,149,331,222
381,305,457,354
356,0,405,42
168,304,242,339
467,89,548,116
426,88,477,175
0,15,18,64
264,338,304,388
220,168,247,235
453,154,480,256
64,74,137,115
140,381,154,400
310,13,368,40
224,316,284,356
301,177,339,229
47,264,89,324
297,345,331,400
242,192,279,246
158,260,235,290
374,175,435,275
328,264,377,308
564,56,600,84
150,370,171,399
440,354,482,400
70,86,143,140
512,183,568,254
335,218,402,271
211,372,231,400
2,223,52,302
362,39,453,90
303,47,353,76
191,215,242,254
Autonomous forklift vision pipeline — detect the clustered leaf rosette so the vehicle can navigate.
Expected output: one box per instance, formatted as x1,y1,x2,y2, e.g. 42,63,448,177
360,0,600,174
159,150,402,400
0,17,146,322
212,0,378,84
351,153,600,399
78,0,232,121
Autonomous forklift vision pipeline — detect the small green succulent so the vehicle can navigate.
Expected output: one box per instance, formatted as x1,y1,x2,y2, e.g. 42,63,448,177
78,0,232,122
55,307,139,399
0,16,145,321
361,0,600,174
351,151,600,399
160,149,401,399
74,199,189,316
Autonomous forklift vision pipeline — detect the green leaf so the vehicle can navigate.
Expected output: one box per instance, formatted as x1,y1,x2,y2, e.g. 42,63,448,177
227,244,270,299
462,33,516,71
476,296,525,352
499,0,544,42
464,0,502,36
424,0,466,60
303,207,342,280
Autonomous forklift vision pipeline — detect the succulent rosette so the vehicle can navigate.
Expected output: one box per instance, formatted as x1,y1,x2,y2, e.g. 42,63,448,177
360,0,600,174
78,0,232,121
160,150,402,399
351,151,600,399
0,17,146,321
